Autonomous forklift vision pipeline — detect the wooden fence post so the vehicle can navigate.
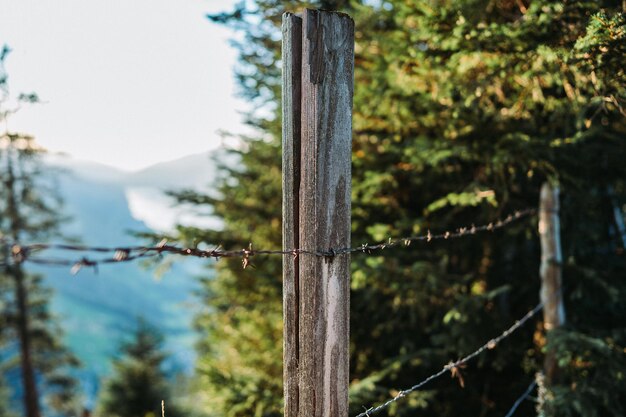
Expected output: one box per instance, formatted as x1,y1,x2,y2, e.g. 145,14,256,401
283,9,354,417
282,12,302,417
538,182,565,385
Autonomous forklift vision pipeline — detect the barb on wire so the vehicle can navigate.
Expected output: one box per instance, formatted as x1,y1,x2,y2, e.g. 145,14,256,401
339,208,535,256
503,379,537,417
13,252,159,275
355,303,544,417
0,209,536,271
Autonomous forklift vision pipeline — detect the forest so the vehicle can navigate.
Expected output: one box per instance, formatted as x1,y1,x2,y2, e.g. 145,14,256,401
1,1,625,417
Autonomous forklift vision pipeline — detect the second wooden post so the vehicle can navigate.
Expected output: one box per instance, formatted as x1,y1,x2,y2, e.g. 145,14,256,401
283,9,354,417
539,182,565,387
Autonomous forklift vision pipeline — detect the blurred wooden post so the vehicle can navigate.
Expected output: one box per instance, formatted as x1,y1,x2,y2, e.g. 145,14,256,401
282,9,354,417
538,182,565,385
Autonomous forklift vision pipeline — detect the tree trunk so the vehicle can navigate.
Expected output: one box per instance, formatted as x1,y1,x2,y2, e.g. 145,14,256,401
5,149,41,417
13,265,40,417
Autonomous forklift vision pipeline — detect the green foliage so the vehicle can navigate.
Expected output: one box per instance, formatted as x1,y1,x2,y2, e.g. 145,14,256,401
176,1,626,416
96,318,179,417
545,328,626,417
177,143,284,417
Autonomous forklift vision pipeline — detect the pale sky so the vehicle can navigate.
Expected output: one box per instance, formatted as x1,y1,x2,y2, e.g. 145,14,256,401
0,0,245,171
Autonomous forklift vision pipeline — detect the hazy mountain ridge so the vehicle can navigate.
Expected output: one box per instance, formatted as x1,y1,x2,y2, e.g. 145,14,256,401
45,150,221,190
125,152,221,189
46,151,225,232
33,151,221,405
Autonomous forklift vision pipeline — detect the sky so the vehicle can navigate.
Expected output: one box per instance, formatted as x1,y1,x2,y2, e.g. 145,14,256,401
0,0,245,171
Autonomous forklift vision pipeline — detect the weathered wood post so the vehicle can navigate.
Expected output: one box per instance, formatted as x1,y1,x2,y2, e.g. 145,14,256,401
538,182,565,385
282,12,302,417
282,9,354,417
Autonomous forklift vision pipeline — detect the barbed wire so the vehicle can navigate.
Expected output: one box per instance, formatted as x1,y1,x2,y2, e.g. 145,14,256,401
355,302,544,417
23,252,160,274
503,379,537,417
0,208,535,272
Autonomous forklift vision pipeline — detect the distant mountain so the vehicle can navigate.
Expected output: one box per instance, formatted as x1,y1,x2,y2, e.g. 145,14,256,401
124,151,230,232
47,151,228,232
45,153,127,184
34,151,222,407
125,151,222,190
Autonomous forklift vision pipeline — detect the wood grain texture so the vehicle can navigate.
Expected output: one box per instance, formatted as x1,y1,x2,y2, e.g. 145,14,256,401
299,9,353,417
282,12,302,417
538,182,565,384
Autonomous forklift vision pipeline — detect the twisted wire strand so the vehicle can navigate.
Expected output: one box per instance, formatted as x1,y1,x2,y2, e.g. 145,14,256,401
503,379,537,417
0,209,535,271
355,303,544,417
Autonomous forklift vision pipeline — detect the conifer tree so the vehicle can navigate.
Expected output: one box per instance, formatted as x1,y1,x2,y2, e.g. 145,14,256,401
173,2,625,416
96,318,179,417
0,45,80,417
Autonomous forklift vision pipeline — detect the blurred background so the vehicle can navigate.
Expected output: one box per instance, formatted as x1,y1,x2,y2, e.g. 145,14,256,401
1,1,625,417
